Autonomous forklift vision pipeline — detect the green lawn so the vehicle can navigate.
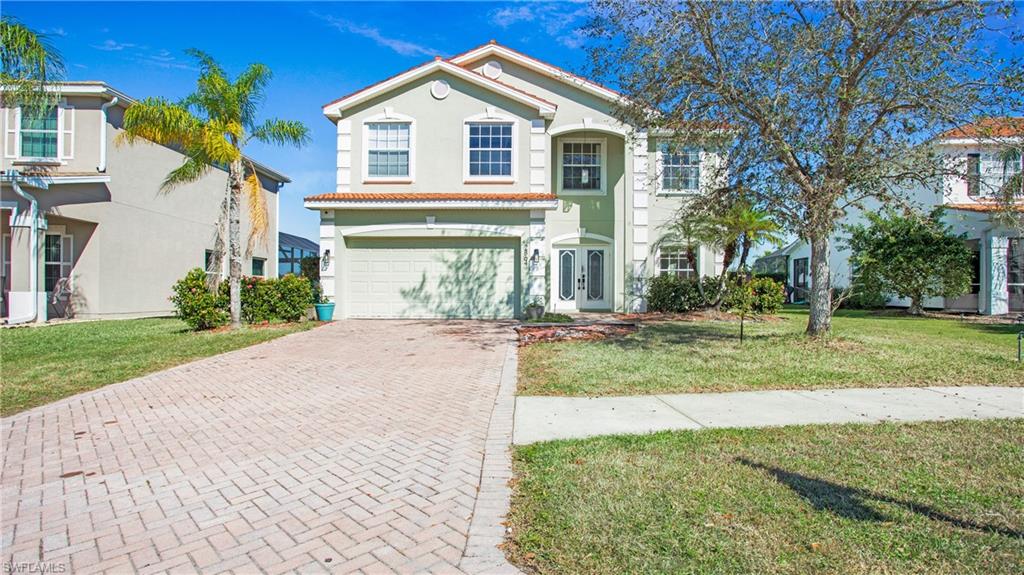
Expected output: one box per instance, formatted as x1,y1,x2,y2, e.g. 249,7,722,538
0,318,318,416
508,419,1024,575
519,308,1024,396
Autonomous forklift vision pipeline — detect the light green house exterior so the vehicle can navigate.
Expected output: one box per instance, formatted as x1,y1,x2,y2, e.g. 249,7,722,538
307,42,723,319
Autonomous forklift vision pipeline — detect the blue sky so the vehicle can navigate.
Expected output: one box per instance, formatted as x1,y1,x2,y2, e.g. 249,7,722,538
6,1,595,240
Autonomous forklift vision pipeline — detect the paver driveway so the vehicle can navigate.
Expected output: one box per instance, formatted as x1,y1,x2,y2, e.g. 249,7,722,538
1,321,517,574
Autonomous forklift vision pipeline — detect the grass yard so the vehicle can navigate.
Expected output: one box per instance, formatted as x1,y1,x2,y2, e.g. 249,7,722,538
0,318,317,416
519,308,1024,396
507,419,1024,575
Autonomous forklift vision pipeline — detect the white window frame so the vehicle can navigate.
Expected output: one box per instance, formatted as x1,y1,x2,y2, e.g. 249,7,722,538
361,109,415,184
463,109,518,183
251,257,267,278
656,142,701,195
43,230,73,293
11,100,72,163
557,137,607,196
657,246,698,279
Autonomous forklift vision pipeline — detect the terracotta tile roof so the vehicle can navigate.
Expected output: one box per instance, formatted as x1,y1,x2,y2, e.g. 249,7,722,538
939,118,1024,139
305,192,558,202
947,202,1024,213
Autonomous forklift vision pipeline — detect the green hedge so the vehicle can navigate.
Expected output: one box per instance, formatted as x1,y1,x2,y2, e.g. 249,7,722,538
172,269,314,330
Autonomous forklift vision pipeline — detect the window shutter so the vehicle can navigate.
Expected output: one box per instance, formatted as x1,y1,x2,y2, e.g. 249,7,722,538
59,102,74,159
3,108,18,159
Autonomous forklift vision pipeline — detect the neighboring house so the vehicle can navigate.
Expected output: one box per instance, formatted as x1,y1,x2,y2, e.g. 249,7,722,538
306,41,724,319
763,118,1023,315
1,82,289,323
278,231,319,276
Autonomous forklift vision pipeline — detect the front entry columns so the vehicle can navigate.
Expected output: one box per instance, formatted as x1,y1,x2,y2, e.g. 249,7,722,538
629,129,649,312
319,210,337,311
983,232,1009,315
528,210,546,304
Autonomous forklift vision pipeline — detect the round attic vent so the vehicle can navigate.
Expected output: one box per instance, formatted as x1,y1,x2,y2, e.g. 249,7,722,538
482,60,503,80
431,79,451,100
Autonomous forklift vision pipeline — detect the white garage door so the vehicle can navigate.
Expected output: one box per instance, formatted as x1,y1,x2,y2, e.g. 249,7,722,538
345,237,520,319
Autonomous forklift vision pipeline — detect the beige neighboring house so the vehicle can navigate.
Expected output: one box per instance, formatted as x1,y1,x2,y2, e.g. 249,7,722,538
759,118,1024,315
307,42,725,319
1,82,289,323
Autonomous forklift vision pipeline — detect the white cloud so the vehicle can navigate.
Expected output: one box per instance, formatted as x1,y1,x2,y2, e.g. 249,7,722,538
312,12,441,58
43,27,66,37
92,39,136,52
489,3,591,48
491,6,535,27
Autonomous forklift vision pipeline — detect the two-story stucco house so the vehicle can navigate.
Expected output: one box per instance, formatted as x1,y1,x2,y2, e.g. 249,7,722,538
759,118,1023,315
306,42,724,319
1,82,289,323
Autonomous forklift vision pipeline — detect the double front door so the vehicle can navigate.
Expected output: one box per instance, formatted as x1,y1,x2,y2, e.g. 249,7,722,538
553,246,609,311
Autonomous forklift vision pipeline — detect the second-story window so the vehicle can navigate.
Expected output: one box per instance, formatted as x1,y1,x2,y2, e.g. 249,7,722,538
660,144,700,193
20,106,59,159
560,140,604,194
468,122,512,178
367,122,410,178
981,151,1022,196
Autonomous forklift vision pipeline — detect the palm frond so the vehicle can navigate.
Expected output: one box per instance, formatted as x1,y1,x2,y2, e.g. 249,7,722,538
243,163,269,253
118,97,203,148
0,16,65,111
248,119,310,147
184,48,224,79
161,155,210,193
234,63,271,128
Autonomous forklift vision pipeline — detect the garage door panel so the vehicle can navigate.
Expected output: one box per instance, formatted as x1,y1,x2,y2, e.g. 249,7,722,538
344,238,519,319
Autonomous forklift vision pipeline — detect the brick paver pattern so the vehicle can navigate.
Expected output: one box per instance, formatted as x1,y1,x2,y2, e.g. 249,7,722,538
1,321,514,574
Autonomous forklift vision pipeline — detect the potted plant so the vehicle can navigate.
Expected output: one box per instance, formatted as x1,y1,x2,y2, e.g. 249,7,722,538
314,295,335,321
525,296,545,321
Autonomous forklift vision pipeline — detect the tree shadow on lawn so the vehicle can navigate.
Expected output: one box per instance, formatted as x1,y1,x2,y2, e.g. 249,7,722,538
599,323,784,350
736,458,1022,539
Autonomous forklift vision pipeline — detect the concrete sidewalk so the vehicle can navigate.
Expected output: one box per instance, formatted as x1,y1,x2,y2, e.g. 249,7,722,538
513,386,1023,444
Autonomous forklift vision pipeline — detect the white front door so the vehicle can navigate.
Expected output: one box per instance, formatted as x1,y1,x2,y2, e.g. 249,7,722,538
553,246,609,311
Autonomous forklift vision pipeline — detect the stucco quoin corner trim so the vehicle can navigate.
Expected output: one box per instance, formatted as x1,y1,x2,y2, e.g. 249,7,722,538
322,58,557,119
303,192,559,211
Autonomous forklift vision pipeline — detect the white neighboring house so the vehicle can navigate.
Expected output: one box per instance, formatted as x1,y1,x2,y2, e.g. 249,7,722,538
756,118,1023,315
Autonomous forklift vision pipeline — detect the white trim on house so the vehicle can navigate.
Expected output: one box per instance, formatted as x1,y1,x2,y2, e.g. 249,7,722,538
340,223,526,238
304,198,559,211
463,109,519,184
550,231,614,245
361,109,416,184
549,121,628,137
322,59,557,119
556,136,608,196
449,43,622,104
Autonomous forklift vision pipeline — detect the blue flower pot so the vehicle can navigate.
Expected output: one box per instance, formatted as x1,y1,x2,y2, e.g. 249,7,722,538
314,303,335,321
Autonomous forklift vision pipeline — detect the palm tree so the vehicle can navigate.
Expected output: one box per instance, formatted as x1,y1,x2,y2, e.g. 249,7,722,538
733,205,785,275
118,50,309,328
0,16,65,111
705,201,784,308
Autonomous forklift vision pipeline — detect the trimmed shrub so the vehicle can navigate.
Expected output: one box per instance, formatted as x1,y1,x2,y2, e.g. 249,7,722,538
646,275,705,313
170,268,228,330
275,274,314,321
747,277,785,314
218,276,277,323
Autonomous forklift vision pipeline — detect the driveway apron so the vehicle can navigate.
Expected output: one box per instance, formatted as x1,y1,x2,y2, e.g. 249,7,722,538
1,320,516,574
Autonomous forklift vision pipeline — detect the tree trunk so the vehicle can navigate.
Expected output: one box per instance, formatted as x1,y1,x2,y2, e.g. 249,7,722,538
711,242,737,310
737,236,752,285
907,297,924,315
228,160,243,329
806,233,832,336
